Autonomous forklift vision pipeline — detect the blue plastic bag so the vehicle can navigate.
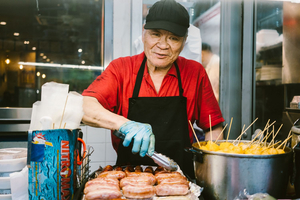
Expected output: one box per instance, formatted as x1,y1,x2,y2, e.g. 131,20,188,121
27,129,79,200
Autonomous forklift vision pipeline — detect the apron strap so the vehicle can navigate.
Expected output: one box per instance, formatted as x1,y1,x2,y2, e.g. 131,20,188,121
132,56,184,98
132,56,147,98
174,61,184,97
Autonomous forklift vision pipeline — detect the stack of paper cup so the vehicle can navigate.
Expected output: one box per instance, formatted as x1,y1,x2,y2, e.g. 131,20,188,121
0,148,27,200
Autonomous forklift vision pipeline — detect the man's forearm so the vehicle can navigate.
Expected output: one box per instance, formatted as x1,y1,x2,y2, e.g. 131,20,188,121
82,96,129,130
204,123,223,141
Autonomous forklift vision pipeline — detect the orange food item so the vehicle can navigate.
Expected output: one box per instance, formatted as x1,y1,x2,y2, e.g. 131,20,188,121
85,177,119,188
156,176,189,186
122,184,155,199
155,183,189,196
97,171,126,180
85,189,122,200
219,142,233,150
120,176,156,188
205,141,220,151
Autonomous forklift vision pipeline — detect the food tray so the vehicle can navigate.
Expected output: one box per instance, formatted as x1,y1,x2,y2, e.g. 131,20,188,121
80,165,202,200
0,177,10,190
0,157,26,173
0,194,11,200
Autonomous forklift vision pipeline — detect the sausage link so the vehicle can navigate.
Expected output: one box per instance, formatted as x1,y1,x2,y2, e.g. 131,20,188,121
120,176,156,188
144,166,154,174
84,183,119,194
154,166,166,174
114,166,123,171
122,184,155,199
97,171,126,180
135,165,143,172
157,176,189,186
85,189,122,200
155,183,189,196
126,172,155,179
85,177,119,188
102,165,113,172
124,165,135,172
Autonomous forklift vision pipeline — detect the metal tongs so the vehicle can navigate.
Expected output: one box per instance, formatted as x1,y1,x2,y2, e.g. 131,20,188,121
113,130,178,171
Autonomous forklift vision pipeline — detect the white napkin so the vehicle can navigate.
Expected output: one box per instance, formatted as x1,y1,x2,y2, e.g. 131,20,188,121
29,82,84,130
10,166,28,200
60,91,84,129
41,82,69,129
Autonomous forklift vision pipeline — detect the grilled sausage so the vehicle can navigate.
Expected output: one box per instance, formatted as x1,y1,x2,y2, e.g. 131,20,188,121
102,165,113,172
114,166,123,171
122,184,155,199
126,171,156,179
85,189,122,200
135,165,143,172
124,165,135,173
154,166,166,174
155,183,189,196
144,166,154,174
85,177,119,188
120,176,156,188
97,170,126,180
84,183,119,194
157,176,189,186
155,171,186,182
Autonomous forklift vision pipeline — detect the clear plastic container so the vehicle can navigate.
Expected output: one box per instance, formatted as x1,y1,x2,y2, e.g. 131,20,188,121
0,177,10,190
0,148,27,173
0,194,12,200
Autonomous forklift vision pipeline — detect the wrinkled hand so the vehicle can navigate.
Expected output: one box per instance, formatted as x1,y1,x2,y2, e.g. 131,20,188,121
119,121,155,157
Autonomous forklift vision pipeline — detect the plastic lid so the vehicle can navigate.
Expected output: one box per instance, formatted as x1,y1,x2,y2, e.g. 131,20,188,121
0,148,27,160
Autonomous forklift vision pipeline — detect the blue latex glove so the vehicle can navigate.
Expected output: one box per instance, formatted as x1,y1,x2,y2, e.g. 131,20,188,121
119,121,155,157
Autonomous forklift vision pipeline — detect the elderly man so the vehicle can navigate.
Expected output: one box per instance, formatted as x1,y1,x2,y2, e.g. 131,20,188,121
82,0,224,178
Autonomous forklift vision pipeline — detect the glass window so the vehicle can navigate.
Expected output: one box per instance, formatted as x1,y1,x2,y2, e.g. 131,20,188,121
0,0,103,107
193,0,220,103
255,0,300,140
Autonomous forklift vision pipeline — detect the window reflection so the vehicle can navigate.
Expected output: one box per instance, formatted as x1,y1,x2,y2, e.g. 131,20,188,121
193,1,220,103
0,0,103,107
255,0,300,140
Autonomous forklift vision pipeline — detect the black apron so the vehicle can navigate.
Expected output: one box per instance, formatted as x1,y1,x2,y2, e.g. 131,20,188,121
116,56,194,179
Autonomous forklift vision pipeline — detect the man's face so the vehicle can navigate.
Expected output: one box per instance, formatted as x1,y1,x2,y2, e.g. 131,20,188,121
142,28,186,69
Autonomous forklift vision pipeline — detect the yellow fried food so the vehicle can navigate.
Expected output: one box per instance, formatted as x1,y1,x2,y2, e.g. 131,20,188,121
219,142,233,150
199,141,283,155
244,148,261,155
217,145,244,154
267,148,278,155
249,144,260,150
238,143,248,150
238,142,245,146
205,141,220,151
277,149,285,154
199,146,208,151
259,146,268,152
261,148,278,155
230,146,244,154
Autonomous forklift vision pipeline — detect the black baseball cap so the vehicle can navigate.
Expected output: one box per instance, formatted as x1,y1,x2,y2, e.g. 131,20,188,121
144,0,190,37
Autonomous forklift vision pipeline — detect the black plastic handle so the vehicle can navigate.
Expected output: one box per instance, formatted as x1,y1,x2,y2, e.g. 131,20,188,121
184,147,204,163
113,130,125,140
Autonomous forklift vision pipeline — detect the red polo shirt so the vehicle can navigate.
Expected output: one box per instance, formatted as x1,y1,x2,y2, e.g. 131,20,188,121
82,52,224,149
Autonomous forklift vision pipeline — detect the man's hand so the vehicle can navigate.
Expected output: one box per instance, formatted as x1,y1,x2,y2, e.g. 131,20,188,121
119,121,155,157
